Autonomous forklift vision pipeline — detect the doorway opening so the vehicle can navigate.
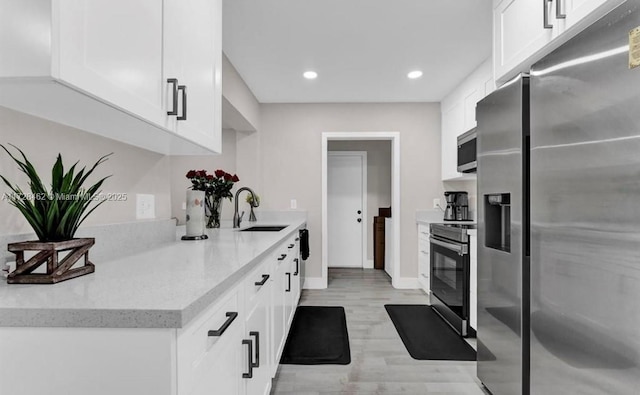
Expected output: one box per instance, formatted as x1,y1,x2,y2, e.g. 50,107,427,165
327,151,368,269
321,132,400,289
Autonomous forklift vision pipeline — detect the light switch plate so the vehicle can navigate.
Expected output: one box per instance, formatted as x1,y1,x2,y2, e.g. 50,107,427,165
136,194,155,219
433,198,440,209
290,199,297,209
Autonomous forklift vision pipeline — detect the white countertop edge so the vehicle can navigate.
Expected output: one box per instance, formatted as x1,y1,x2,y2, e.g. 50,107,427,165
0,220,306,329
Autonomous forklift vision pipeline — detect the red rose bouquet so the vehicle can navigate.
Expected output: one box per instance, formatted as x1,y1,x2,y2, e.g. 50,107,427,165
186,169,239,228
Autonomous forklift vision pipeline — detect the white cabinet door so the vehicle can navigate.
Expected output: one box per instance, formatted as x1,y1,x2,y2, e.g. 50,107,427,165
177,290,242,395
494,0,555,83
271,255,287,376
441,102,464,180
417,224,431,294
463,87,482,131
284,256,295,328
192,329,243,395
55,0,165,126
164,0,222,152
245,294,271,395
561,0,623,31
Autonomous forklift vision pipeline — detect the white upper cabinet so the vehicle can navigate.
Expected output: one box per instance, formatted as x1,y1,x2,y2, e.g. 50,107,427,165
0,0,222,155
494,0,624,84
494,0,556,84
441,58,493,181
164,0,222,153
56,0,165,127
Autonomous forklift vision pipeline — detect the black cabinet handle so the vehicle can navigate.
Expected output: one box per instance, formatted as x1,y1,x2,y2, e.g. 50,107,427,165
288,244,294,249
167,78,178,116
207,312,238,336
278,254,287,261
254,274,269,286
242,339,253,379
250,331,260,368
556,0,566,18
286,272,291,292
295,237,300,241
177,85,187,121
294,258,299,276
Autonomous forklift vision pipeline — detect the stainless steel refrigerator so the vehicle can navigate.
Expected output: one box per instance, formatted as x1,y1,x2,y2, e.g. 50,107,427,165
477,1,640,394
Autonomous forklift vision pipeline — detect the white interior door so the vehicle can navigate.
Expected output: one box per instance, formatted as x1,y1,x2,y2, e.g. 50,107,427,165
328,152,366,268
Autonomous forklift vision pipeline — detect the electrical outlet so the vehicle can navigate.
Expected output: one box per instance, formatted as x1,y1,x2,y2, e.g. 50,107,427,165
290,199,297,209
433,198,441,209
181,201,186,210
136,194,155,219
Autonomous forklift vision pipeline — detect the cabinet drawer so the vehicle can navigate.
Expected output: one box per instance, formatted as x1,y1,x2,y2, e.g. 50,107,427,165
417,224,430,241
245,258,273,311
275,235,297,267
177,290,240,395
418,239,430,256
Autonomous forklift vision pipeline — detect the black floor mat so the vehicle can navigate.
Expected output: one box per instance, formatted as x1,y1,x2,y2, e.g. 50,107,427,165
280,306,351,365
385,304,476,361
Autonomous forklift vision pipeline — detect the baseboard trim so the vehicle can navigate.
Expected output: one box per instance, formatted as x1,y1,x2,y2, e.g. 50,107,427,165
392,277,420,289
364,259,374,269
302,277,326,289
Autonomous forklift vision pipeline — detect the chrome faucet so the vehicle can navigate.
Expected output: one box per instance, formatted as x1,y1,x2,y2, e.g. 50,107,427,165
233,187,259,228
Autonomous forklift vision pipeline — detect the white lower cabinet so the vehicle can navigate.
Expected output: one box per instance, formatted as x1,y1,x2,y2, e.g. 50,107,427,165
191,328,243,395
177,289,243,395
271,251,287,376
0,232,304,395
243,259,273,395
417,224,431,294
180,233,302,395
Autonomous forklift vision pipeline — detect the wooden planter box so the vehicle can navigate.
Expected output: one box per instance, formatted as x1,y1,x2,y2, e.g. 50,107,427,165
7,238,95,284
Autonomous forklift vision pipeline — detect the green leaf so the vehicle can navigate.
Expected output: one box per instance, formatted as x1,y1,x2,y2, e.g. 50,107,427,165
0,145,111,241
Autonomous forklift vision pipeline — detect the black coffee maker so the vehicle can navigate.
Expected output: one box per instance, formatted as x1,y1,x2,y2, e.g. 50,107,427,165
443,191,469,221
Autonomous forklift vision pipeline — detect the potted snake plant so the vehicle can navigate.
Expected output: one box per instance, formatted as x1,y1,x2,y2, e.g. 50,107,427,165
0,144,111,284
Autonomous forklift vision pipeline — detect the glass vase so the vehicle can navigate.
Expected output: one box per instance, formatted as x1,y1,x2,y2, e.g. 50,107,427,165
205,194,223,228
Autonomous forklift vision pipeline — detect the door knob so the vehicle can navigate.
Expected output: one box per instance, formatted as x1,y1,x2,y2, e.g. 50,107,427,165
357,210,361,214
357,218,362,223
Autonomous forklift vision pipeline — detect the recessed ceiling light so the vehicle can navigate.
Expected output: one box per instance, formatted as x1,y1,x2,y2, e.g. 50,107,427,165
303,71,318,80
407,70,423,79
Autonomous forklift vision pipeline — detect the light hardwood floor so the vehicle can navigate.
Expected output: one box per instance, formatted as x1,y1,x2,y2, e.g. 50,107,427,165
270,268,489,395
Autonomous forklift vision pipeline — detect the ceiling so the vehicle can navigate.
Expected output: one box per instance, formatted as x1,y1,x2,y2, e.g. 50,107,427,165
222,0,493,103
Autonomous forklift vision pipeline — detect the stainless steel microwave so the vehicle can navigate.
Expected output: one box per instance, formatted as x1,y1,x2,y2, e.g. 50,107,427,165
457,128,476,173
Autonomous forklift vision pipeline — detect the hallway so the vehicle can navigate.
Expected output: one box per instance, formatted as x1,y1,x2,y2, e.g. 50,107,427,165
271,268,487,394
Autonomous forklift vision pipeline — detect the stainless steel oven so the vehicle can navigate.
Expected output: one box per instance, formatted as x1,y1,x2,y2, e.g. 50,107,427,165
429,223,474,337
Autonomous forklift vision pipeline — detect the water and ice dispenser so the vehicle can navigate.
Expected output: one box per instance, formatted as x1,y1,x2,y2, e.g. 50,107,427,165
484,193,511,252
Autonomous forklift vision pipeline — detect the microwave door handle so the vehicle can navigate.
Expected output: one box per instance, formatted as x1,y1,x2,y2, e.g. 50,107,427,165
429,237,468,255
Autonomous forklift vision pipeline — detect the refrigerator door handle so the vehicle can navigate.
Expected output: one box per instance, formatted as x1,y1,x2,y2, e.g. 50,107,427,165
556,0,566,19
543,0,553,29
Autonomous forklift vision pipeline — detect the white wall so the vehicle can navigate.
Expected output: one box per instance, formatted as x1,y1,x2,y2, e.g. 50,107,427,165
221,53,261,132
0,106,171,236
328,140,391,261
244,103,443,280
169,130,238,224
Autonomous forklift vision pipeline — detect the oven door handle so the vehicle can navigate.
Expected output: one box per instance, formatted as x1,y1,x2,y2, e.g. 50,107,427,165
430,236,468,256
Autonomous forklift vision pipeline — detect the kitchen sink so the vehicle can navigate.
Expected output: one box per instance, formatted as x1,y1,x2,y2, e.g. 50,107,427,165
239,225,287,232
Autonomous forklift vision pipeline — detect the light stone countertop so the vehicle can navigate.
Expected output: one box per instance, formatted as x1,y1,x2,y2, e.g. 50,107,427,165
0,219,306,329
